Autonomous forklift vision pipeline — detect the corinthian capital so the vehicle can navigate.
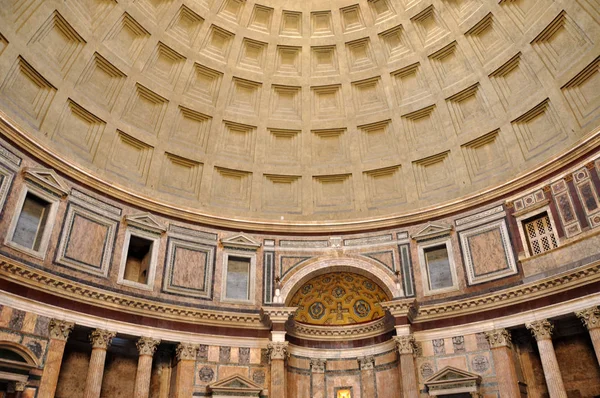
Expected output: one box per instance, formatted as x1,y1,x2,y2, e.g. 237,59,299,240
357,356,375,370
267,341,289,360
485,329,512,348
89,329,116,349
526,319,553,341
175,342,199,361
576,307,600,330
310,358,326,373
394,335,416,355
136,337,161,356
48,319,74,341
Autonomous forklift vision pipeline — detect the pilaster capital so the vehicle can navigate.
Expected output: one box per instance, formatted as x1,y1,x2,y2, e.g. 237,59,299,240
526,319,553,341
89,329,116,349
485,329,512,348
267,341,289,360
576,307,600,330
15,381,26,392
357,355,375,370
261,307,298,325
175,342,199,362
394,335,417,355
310,358,326,373
48,319,74,341
136,337,161,356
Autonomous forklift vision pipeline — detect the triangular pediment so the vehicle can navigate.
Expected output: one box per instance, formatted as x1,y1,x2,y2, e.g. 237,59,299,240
221,233,261,250
411,222,452,241
124,213,166,234
425,366,480,383
23,168,69,197
209,374,262,394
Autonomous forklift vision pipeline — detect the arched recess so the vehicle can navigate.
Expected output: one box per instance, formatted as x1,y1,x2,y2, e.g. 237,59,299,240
0,341,39,385
280,255,402,305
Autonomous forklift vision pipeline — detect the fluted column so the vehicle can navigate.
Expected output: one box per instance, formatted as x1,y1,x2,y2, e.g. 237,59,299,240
38,319,74,398
485,329,521,398
576,306,600,365
83,329,116,398
310,358,326,398
133,337,161,398
394,335,418,398
358,356,376,398
526,320,567,398
170,343,198,398
268,341,288,398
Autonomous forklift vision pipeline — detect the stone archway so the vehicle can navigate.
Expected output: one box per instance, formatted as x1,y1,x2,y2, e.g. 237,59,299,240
278,255,401,305
0,341,40,395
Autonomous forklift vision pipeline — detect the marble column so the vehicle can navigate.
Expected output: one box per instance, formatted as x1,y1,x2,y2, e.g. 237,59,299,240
526,320,567,398
133,337,161,398
485,329,521,398
358,356,376,398
170,343,198,398
37,319,74,398
576,306,600,365
268,341,288,398
83,329,116,398
394,335,418,398
310,358,326,398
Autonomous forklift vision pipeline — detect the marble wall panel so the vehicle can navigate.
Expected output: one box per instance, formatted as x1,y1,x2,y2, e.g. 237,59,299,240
162,237,215,299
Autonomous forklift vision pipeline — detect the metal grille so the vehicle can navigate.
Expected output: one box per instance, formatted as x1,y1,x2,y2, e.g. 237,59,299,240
525,213,558,255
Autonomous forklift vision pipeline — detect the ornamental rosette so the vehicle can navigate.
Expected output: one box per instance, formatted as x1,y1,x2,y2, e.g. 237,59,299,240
526,319,553,341
576,307,600,330
484,329,512,348
89,329,117,349
175,342,199,361
136,337,161,356
394,335,416,355
48,319,74,341
267,341,289,360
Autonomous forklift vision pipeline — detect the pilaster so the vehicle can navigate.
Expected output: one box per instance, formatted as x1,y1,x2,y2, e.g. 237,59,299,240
484,329,521,398
170,343,199,398
38,319,74,398
394,335,418,398
310,358,326,398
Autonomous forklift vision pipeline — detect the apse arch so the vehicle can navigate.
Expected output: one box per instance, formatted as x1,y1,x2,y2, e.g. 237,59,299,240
279,255,401,305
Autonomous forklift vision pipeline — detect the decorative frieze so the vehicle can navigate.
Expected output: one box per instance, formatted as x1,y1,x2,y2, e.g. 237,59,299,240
485,329,512,348
48,319,74,341
310,358,326,373
526,319,553,341
136,337,161,356
358,355,375,370
394,335,417,355
89,329,117,349
175,342,199,361
267,341,289,360
576,306,600,330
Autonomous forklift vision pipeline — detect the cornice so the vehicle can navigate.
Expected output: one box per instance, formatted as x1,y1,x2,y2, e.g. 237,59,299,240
287,317,394,341
0,258,267,329
1,113,599,233
415,261,600,322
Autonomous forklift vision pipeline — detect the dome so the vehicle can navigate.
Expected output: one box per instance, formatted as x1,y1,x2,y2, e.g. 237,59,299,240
0,0,597,231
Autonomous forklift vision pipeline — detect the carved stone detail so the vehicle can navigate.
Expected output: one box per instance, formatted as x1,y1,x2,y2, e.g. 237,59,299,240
267,342,289,360
576,306,600,330
485,329,512,348
175,342,199,361
394,335,416,355
89,329,116,349
526,319,553,341
48,319,74,341
137,337,161,356
15,381,26,392
310,358,326,373
357,355,375,370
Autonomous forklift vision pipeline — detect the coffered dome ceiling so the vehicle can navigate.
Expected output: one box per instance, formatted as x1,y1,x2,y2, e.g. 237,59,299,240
289,272,389,326
0,0,598,228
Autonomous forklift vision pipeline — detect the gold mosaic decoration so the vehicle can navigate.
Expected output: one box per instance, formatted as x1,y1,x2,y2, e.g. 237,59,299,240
289,272,389,326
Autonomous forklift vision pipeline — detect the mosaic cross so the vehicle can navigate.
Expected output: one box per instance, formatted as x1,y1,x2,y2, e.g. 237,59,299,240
330,302,349,320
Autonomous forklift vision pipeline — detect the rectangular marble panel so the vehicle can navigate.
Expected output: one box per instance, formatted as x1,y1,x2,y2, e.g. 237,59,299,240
162,237,215,298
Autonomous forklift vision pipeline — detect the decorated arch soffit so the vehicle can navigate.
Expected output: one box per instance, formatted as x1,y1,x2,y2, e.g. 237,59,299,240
289,272,390,326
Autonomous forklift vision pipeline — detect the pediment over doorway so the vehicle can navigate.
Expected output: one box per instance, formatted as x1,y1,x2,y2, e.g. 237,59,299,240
208,374,262,397
424,366,481,396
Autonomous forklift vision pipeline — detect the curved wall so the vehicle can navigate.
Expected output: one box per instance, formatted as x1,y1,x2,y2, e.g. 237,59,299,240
0,0,599,227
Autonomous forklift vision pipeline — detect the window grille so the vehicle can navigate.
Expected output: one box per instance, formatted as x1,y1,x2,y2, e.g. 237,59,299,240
524,213,558,255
